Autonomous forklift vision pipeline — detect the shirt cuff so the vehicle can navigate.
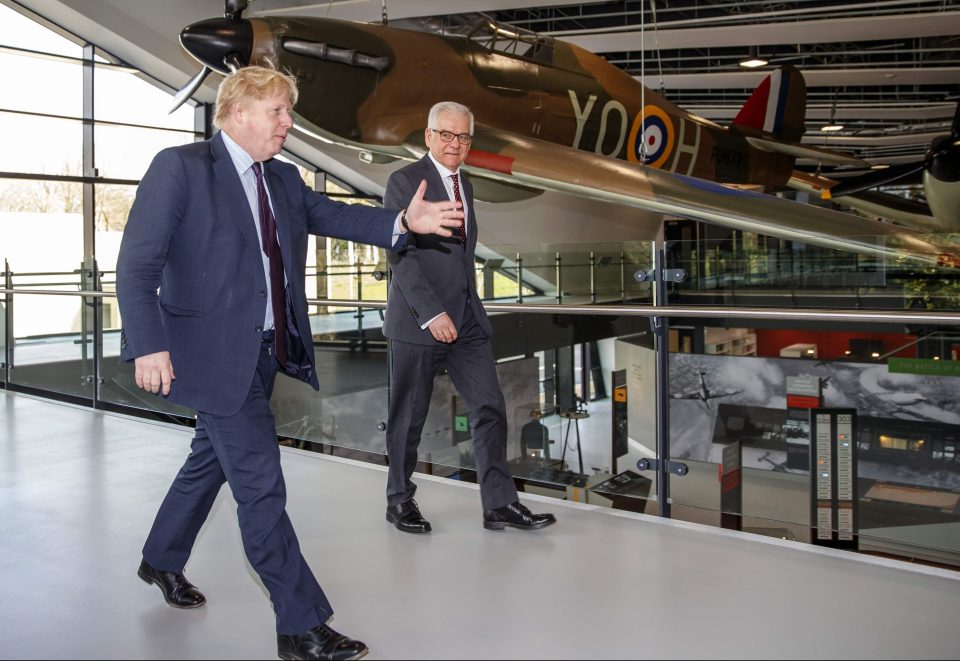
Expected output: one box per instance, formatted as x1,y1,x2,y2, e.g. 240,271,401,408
391,211,405,247
420,312,444,330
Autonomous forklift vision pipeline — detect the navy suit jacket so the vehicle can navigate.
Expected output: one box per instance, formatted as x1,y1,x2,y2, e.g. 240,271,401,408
117,132,400,416
382,155,492,345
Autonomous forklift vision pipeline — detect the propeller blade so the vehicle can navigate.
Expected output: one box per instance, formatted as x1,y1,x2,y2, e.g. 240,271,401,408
169,65,212,114
824,160,930,199
225,0,248,20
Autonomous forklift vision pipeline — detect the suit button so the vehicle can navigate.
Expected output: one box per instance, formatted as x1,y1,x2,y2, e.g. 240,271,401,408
259,290,267,297
255,325,263,333
462,288,469,294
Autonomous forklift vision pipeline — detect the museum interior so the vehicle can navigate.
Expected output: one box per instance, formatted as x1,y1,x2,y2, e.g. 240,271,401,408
1,1,959,658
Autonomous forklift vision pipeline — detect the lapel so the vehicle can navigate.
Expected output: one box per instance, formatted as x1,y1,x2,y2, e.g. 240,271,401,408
265,160,294,281
461,173,478,252
211,133,263,270
421,155,447,202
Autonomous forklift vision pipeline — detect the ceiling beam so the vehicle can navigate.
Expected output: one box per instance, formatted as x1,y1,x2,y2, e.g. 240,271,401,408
647,67,960,90
685,104,957,122
253,0,589,22
557,12,960,52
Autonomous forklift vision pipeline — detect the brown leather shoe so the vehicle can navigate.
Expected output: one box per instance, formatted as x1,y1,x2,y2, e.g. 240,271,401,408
277,623,368,660
137,559,206,609
483,501,556,531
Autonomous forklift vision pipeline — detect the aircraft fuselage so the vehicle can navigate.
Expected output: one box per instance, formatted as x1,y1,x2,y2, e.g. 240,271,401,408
241,17,796,191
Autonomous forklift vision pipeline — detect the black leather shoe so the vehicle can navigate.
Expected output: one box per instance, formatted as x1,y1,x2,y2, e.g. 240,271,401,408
483,501,556,531
137,559,206,609
386,499,432,534
278,623,369,661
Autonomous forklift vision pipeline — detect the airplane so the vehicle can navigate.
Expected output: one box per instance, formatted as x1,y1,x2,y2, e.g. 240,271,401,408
671,370,744,409
169,0,956,266
819,102,959,231
786,102,959,240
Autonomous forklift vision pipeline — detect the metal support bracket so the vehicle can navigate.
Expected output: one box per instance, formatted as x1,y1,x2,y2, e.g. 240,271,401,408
636,457,689,476
634,268,686,283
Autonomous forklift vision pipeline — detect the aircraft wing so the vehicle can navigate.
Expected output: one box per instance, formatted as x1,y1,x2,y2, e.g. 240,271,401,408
745,136,867,167
788,170,940,232
455,125,951,265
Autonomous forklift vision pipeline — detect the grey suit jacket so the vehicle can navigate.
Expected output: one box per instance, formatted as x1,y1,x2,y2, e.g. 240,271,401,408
382,155,492,345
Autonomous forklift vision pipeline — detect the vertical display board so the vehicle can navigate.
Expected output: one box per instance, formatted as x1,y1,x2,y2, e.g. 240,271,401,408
720,440,742,531
612,369,628,473
810,408,858,549
785,374,822,471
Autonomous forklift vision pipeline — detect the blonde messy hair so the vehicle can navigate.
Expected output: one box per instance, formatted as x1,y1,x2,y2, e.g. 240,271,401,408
213,65,299,129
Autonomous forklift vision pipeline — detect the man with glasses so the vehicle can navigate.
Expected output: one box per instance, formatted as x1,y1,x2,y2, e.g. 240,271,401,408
382,101,556,534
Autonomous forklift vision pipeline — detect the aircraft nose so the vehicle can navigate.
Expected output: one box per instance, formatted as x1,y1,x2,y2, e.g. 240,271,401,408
180,17,253,73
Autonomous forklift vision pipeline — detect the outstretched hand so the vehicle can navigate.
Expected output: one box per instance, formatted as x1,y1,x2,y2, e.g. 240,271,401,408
404,179,464,237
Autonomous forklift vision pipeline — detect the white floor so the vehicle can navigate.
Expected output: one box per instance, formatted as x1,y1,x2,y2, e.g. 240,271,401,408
2,390,960,660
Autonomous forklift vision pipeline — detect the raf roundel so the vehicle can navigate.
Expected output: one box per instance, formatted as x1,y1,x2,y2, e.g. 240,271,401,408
628,105,675,169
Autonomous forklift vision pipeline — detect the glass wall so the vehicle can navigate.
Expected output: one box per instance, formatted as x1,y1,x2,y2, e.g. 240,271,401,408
0,3,386,414
3,2,960,570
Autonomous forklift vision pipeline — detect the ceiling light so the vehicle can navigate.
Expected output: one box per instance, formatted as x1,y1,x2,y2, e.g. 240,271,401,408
820,92,844,132
739,47,767,68
870,163,891,170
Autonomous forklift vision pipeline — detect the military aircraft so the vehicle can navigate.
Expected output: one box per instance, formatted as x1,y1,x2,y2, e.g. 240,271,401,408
820,102,960,232
672,370,744,410
170,0,955,265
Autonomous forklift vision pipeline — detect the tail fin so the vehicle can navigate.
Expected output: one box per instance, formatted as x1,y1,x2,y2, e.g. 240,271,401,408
733,64,806,142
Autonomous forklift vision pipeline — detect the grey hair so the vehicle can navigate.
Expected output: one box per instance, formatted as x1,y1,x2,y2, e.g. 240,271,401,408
427,101,474,134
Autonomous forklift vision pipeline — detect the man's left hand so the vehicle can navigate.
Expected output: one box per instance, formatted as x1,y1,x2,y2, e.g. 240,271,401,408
405,179,464,237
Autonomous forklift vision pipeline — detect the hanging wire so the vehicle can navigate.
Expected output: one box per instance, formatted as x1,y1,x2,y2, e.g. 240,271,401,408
649,0,666,95
639,0,647,164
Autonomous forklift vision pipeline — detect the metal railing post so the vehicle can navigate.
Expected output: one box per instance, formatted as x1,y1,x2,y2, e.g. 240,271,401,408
619,251,625,301
2,260,10,382
589,252,597,304
516,253,524,304
653,244,672,518
555,252,562,304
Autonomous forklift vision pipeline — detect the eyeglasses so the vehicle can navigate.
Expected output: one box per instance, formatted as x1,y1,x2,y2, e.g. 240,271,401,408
428,128,473,145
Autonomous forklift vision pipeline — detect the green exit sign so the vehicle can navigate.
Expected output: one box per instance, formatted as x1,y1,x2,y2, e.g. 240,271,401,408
455,415,470,432
888,358,960,377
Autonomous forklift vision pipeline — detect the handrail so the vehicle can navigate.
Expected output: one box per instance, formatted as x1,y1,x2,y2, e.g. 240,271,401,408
4,288,960,326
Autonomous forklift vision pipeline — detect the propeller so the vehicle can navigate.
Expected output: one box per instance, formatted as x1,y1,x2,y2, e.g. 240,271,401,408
168,0,254,113
824,102,960,199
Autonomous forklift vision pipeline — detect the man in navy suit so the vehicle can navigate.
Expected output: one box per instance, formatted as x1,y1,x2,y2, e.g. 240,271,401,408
382,101,556,535
117,66,462,661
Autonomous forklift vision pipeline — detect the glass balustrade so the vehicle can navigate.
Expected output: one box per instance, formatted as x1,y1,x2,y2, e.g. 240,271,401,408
3,230,960,569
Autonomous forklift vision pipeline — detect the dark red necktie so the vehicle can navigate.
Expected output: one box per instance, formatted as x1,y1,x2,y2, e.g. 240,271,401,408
252,162,288,367
451,173,466,244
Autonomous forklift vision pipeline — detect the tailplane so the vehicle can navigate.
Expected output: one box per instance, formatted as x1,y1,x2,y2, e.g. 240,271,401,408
733,64,806,142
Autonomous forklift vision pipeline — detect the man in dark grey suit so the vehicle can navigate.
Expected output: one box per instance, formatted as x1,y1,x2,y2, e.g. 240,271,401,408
117,66,462,661
382,101,556,535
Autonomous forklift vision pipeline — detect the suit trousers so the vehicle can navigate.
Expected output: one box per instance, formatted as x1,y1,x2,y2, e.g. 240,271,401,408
386,304,518,512
141,334,332,635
